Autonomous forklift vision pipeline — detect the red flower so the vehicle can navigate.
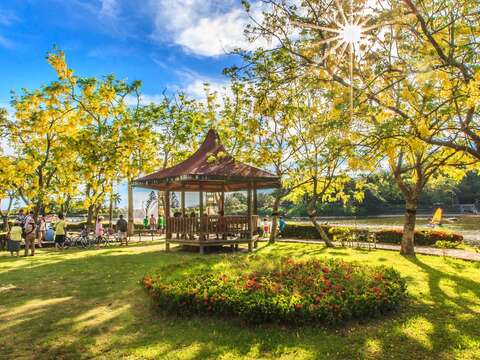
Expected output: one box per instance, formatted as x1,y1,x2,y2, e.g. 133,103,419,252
143,277,153,289
295,303,302,310
322,267,330,274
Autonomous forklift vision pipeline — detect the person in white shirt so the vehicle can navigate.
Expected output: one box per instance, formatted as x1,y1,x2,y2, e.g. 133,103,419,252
37,214,47,248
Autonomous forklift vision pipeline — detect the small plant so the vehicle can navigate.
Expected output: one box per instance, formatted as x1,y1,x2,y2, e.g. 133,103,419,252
328,227,351,246
142,257,407,325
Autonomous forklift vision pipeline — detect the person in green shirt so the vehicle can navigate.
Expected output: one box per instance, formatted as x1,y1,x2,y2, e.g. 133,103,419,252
8,221,23,257
143,216,149,229
157,215,164,234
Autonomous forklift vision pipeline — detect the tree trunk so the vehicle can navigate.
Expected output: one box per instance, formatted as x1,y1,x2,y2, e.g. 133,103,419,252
127,178,134,235
307,196,334,247
86,204,94,226
401,200,417,255
108,189,113,229
157,191,163,218
2,215,9,232
94,205,100,222
269,195,282,244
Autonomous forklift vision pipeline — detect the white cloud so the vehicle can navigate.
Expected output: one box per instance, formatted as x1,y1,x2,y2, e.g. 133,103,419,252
148,0,273,57
0,9,19,26
0,34,14,49
173,68,230,100
100,0,118,18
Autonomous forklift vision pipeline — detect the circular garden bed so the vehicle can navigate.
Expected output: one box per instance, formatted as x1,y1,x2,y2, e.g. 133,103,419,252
142,257,407,325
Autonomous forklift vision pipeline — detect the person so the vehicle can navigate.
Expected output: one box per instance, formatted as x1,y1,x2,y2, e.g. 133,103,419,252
157,215,164,234
95,216,104,244
8,220,22,257
143,216,149,229
149,214,156,232
23,214,37,256
116,214,128,246
279,216,286,237
24,211,35,228
80,225,89,239
37,214,47,248
262,217,270,239
54,214,67,250
16,209,26,227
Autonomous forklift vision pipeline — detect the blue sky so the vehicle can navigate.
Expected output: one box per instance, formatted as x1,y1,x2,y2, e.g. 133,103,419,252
0,0,260,106
0,0,266,210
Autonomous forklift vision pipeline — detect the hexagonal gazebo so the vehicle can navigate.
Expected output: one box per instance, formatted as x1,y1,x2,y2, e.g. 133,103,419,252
133,129,281,253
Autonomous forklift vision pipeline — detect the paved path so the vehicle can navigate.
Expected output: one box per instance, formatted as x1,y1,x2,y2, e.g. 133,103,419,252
275,239,480,262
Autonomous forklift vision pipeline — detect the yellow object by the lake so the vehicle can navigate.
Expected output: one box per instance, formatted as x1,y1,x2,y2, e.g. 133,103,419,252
431,208,443,224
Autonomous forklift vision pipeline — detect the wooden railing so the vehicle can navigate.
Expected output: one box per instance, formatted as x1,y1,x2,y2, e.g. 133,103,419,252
167,215,259,241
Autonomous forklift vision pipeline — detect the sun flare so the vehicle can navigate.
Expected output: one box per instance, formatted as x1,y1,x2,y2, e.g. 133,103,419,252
293,0,384,121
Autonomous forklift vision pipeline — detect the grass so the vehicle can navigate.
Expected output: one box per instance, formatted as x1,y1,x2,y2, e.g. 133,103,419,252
0,242,479,359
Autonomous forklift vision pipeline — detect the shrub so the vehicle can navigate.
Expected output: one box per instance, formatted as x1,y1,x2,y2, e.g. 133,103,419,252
283,223,332,239
142,258,407,325
375,229,463,246
285,223,463,246
435,240,461,249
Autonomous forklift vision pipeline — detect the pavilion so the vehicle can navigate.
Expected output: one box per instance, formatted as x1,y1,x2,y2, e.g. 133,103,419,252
132,129,281,253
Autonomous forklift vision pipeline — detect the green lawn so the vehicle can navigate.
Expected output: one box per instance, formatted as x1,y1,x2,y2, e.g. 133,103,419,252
0,242,479,359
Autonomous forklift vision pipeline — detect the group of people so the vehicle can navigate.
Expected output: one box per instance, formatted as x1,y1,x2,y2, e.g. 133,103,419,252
6,210,66,257
93,214,129,245
261,216,286,238
143,214,165,234
6,210,131,256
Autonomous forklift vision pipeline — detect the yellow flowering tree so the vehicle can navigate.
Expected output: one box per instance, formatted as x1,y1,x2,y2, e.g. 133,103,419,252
46,49,146,225
1,63,82,217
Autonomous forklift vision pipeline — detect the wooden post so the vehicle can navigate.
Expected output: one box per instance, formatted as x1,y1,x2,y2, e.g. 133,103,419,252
199,184,204,253
247,183,253,252
181,189,186,216
165,190,171,252
253,185,258,215
253,184,258,248
181,188,186,239
220,185,225,214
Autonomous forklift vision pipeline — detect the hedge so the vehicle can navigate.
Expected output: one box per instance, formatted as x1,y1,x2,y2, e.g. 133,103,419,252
142,257,407,325
284,223,463,246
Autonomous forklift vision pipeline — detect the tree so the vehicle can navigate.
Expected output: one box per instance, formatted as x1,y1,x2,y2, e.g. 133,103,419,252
46,50,144,225
239,0,475,254
0,153,22,230
144,191,157,217
139,93,210,228
366,129,469,254
392,0,479,164
1,58,82,217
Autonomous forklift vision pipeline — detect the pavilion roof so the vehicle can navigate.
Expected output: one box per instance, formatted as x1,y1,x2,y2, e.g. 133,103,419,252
132,129,281,192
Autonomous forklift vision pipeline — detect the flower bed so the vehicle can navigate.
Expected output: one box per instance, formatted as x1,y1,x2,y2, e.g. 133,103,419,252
142,258,407,325
284,223,463,246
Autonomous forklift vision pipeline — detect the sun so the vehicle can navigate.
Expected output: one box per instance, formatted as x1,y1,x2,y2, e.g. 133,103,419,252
292,0,384,120
341,24,363,44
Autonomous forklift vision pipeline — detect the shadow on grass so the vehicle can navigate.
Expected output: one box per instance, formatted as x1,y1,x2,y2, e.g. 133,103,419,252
0,243,478,359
